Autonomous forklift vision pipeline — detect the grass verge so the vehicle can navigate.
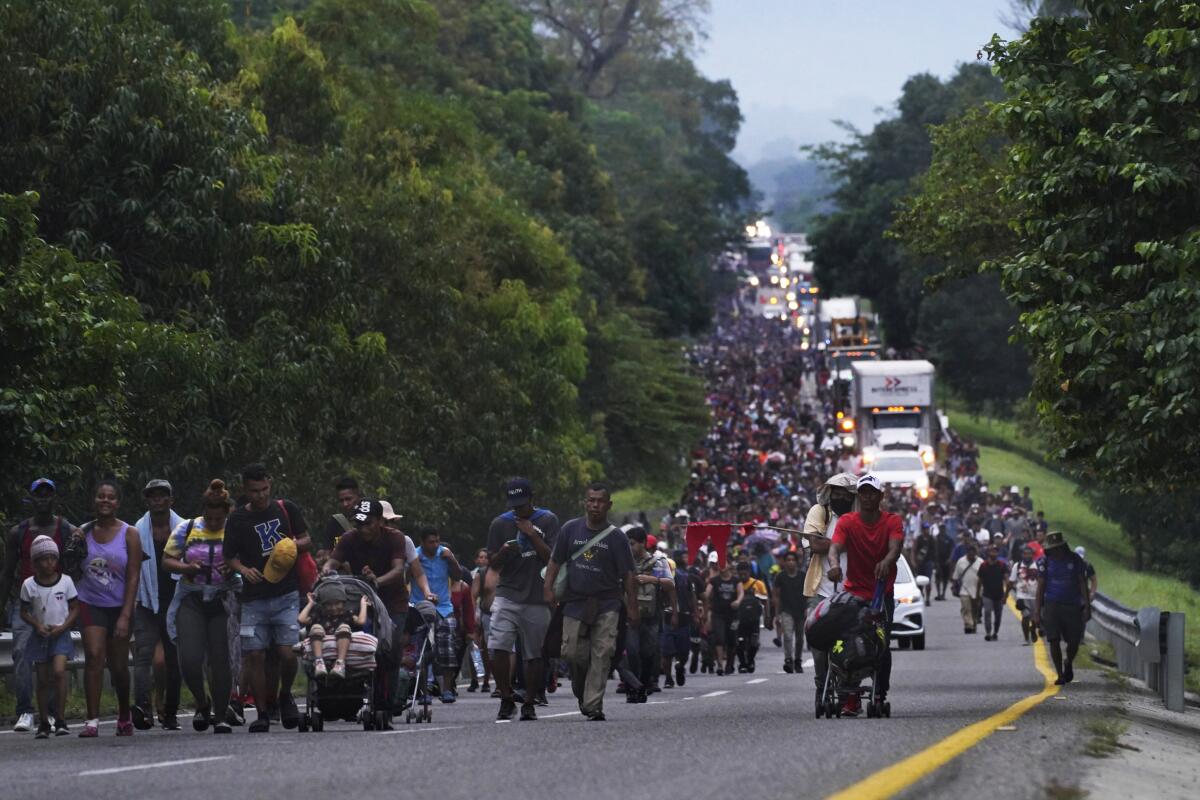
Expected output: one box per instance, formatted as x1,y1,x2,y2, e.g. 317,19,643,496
952,414,1200,693
612,483,679,520
1082,716,1129,758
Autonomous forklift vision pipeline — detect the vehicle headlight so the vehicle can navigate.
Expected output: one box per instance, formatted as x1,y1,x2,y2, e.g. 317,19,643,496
842,436,855,448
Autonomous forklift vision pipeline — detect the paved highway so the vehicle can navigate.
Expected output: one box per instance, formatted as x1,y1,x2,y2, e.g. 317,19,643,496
0,599,1104,799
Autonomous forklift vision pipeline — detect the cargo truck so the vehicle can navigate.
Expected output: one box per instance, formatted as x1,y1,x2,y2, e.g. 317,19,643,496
847,360,939,468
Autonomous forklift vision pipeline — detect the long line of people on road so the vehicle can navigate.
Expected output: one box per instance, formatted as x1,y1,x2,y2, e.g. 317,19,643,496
2,315,1095,735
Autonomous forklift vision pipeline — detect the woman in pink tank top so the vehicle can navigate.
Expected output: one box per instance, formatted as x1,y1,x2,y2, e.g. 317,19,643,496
71,479,142,737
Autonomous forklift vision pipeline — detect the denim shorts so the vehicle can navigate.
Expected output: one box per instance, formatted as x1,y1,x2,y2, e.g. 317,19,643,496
27,630,74,664
239,593,300,651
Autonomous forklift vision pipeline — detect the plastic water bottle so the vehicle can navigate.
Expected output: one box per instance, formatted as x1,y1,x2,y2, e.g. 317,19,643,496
470,642,485,677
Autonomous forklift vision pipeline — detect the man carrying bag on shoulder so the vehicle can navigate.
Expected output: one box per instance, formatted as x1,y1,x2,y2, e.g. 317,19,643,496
543,483,637,722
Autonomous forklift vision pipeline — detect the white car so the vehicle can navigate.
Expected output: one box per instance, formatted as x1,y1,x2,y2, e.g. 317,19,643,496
861,449,931,500
891,555,928,650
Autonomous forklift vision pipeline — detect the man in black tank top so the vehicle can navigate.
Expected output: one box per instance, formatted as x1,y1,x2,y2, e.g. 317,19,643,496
704,562,743,676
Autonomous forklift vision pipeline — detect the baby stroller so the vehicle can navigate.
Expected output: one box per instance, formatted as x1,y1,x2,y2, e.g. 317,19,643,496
297,575,395,732
805,582,890,720
403,601,439,724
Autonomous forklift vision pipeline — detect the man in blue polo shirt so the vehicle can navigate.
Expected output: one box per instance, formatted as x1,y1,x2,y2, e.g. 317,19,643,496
1033,531,1091,685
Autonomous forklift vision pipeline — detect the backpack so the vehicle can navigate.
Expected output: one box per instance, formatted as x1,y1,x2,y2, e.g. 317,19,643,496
804,590,865,651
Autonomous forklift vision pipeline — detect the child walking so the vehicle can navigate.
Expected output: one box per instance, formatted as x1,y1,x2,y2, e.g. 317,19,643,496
19,535,79,738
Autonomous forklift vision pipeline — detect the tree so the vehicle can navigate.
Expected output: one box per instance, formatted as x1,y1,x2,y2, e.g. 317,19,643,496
514,0,709,96
984,0,1200,492
808,64,1003,348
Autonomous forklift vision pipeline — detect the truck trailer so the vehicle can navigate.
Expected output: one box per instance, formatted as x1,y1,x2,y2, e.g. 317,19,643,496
848,360,939,468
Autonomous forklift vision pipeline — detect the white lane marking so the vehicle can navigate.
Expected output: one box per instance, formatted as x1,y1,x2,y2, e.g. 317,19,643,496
79,756,232,777
379,725,461,736
681,696,696,701
540,711,582,719
700,690,730,698
746,678,768,684
647,700,670,705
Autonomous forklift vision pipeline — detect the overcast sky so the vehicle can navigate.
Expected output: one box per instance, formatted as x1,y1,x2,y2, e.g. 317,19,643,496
695,0,1019,165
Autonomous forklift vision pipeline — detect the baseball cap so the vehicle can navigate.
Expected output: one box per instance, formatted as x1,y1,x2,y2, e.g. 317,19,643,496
353,498,384,524
31,535,58,561
505,478,533,508
1044,531,1068,550
29,477,56,494
143,478,173,496
646,534,658,550
857,474,883,492
263,537,297,583
707,551,720,564
378,500,402,521
656,541,668,552
1074,546,1087,559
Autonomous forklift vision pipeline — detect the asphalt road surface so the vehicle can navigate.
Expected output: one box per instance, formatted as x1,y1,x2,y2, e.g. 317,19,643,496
1,597,1103,800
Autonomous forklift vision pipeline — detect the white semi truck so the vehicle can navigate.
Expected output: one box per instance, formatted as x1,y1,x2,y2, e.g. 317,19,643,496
848,360,939,468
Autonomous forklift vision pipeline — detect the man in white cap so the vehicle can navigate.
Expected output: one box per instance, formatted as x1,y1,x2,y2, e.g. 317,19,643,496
827,474,903,715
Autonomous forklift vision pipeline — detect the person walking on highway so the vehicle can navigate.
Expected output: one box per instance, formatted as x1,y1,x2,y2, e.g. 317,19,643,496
544,483,637,722
1074,546,1098,601
803,472,857,695
486,477,559,721
1009,545,1039,645
978,545,1008,641
162,479,237,733
626,526,673,699
131,478,184,731
826,474,903,715
19,535,78,737
73,479,142,737
222,463,308,732
704,558,743,675
772,550,807,674
951,543,982,634
1,477,77,733
1034,532,1091,685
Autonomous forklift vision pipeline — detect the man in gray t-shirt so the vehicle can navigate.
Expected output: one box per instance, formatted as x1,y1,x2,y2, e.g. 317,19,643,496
485,478,559,721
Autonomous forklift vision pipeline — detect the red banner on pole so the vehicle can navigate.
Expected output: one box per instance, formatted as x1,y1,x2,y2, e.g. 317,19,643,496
686,521,733,568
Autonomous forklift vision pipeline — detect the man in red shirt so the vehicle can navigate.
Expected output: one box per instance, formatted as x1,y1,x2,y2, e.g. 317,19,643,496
827,474,903,713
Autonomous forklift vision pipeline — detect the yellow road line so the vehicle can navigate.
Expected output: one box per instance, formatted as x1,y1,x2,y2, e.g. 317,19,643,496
825,598,1060,800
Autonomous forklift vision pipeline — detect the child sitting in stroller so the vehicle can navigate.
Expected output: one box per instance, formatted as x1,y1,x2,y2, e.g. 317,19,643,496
299,583,369,680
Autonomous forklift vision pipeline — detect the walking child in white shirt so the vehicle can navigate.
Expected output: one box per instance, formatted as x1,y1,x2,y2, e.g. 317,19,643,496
19,535,79,737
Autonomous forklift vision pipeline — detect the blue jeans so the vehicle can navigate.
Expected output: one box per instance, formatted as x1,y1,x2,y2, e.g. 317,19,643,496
239,594,300,652
7,604,34,715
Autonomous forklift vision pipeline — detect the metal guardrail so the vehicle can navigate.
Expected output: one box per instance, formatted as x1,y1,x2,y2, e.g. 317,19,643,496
0,631,86,675
1088,591,1186,712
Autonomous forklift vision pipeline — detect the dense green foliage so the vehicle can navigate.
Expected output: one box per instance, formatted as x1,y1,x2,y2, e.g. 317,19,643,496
807,64,1030,413
0,0,748,539
983,0,1200,493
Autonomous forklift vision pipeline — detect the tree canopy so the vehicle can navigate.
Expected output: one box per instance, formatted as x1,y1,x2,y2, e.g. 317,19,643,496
0,0,748,539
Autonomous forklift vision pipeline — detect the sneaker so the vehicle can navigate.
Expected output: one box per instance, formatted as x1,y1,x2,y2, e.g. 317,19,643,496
249,717,270,733
226,699,245,727
440,691,456,704
1063,665,1075,684
797,659,804,674
116,717,134,736
54,719,70,737
159,712,181,730
772,636,782,648
314,658,328,678
664,675,675,688
193,707,212,732
489,688,502,699
213,721,232,734
467,679,478,693
626,689,641,704
278,693,300,729
497,698,517,721
716,668,724,676
586,710,606,721
534,693,549,707
331,660,346,680
519,703,537,721
783,659,794,673
1054,673,1066,686
675,664,686,686
79,719,99,738
131,704,153,730
35,720,51,739
841,693,862,717
13,712,34,732
481,682,491,693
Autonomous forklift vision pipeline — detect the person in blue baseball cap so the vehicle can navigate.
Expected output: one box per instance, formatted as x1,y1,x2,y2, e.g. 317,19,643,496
2,478,80,733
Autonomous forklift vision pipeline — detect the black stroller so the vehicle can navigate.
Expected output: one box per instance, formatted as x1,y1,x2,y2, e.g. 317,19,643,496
297,575,396,732
806,582,890,720
403,601,439,724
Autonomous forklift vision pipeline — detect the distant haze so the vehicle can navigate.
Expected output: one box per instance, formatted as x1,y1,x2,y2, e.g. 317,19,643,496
697,0,1018,165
